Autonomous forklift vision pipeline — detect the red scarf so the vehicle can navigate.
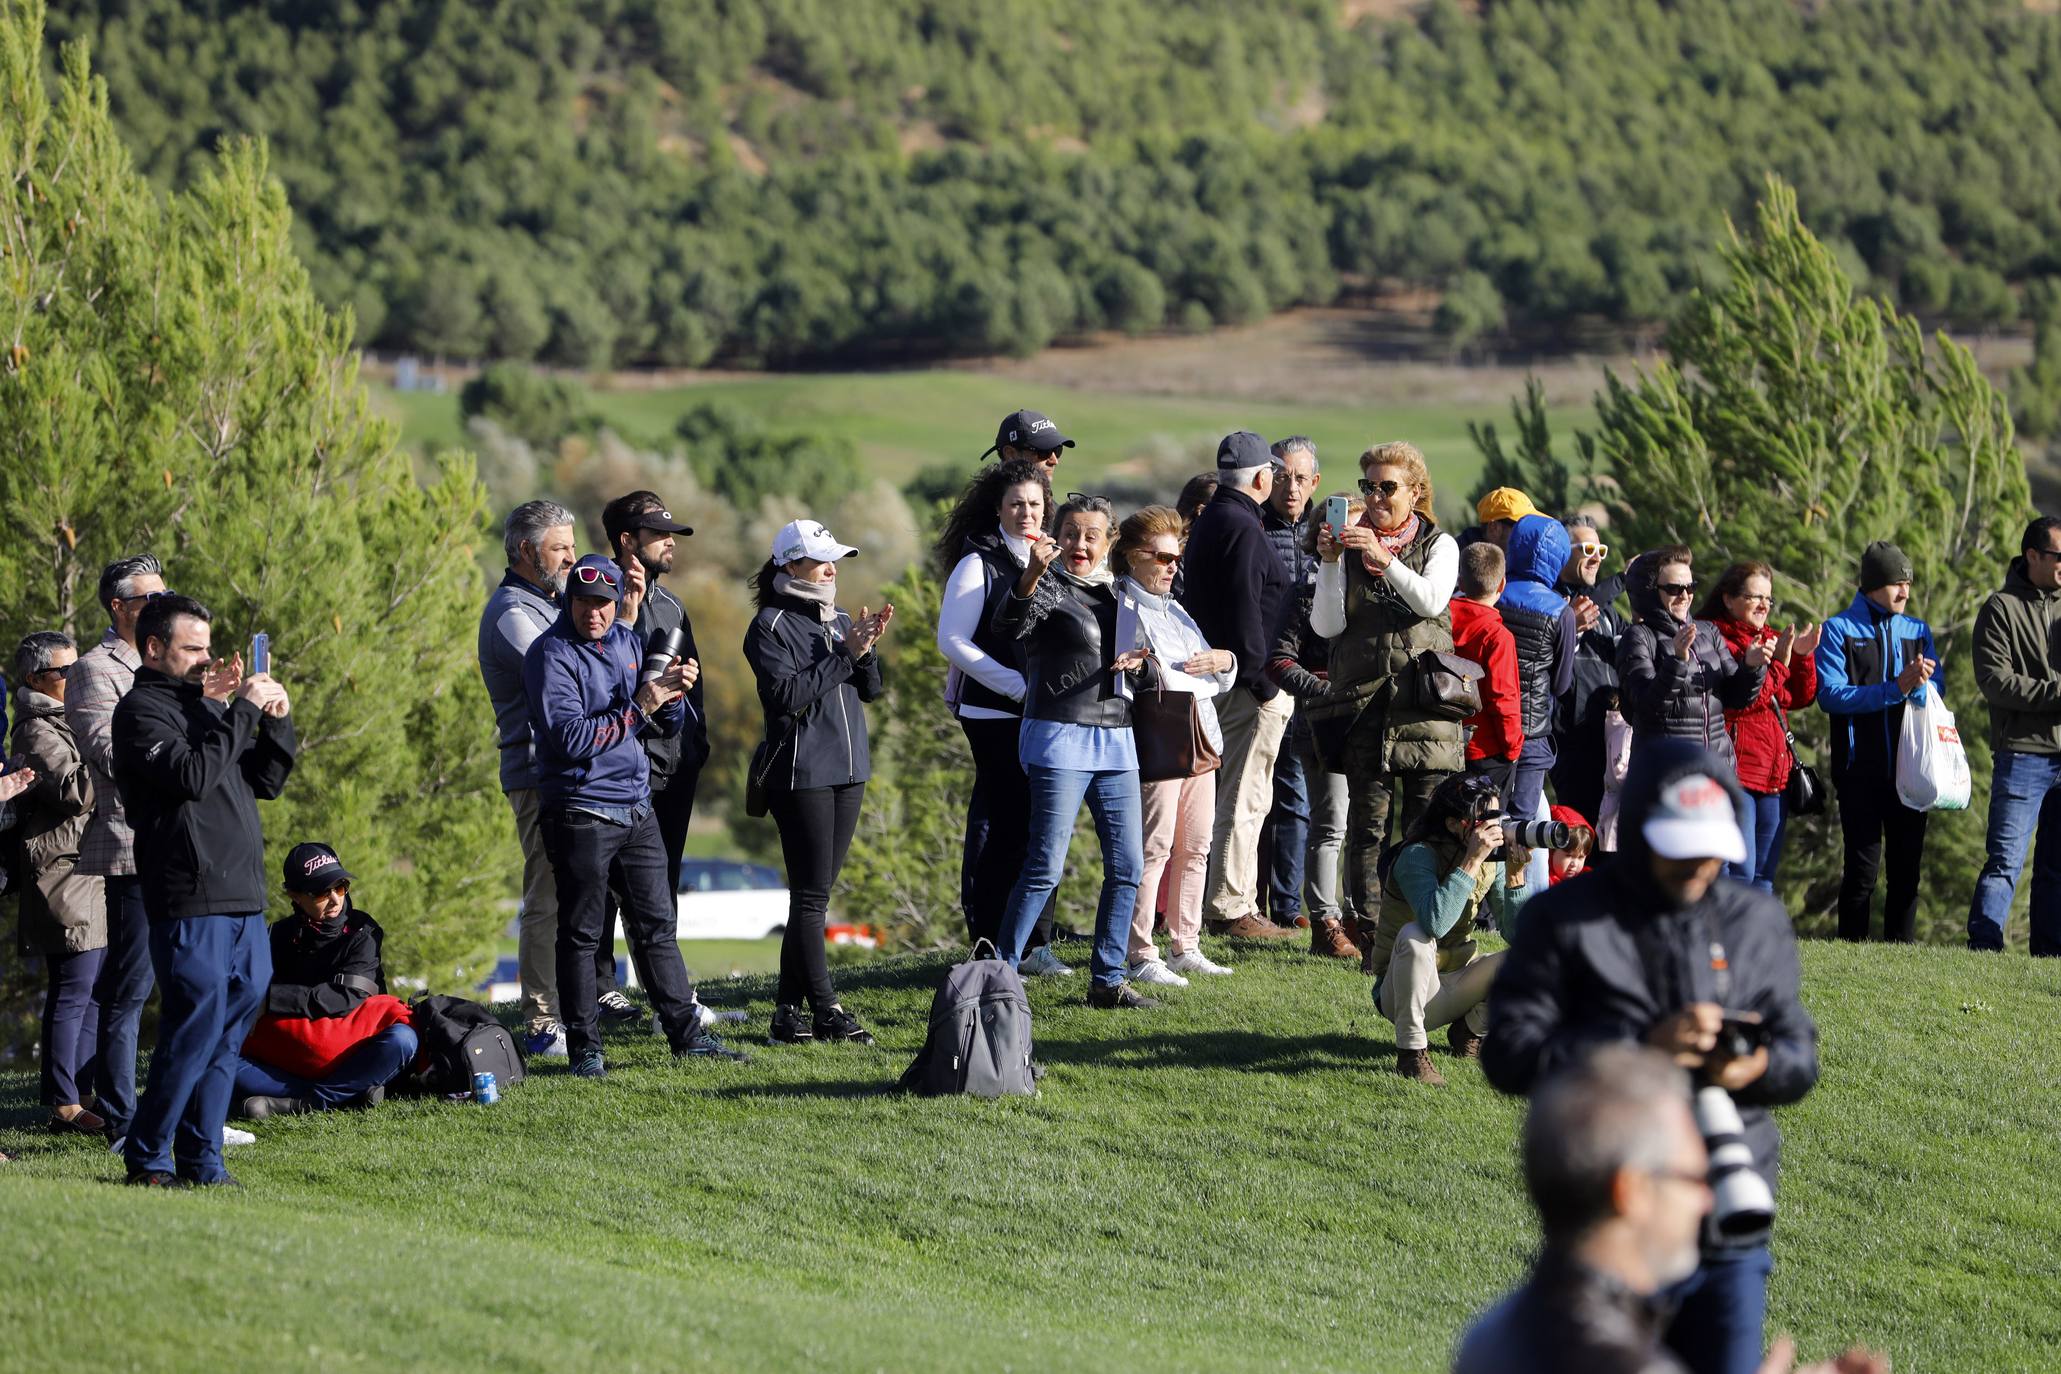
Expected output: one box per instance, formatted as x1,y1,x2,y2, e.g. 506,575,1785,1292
1362,510,1420,576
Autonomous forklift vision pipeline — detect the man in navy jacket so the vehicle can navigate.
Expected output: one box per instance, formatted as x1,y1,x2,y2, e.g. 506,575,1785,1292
523,554,742,1075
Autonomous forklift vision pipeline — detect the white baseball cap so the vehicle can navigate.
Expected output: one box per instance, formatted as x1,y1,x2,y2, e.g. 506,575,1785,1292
1641,772,1747,865
771,519,858,565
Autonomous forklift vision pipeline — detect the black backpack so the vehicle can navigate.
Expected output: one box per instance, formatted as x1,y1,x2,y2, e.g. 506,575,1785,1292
899,942,1036,1098
401,993,525,1096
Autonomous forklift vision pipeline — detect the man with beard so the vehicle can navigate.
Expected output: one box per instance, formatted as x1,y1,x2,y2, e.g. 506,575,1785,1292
1483,741,1819,1374
1551,519,1631,833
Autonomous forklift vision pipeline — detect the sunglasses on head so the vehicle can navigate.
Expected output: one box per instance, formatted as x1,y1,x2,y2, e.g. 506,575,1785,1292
117,589,168,604
1358,478,1405,498
573,565,618,589
1574,541,1609,559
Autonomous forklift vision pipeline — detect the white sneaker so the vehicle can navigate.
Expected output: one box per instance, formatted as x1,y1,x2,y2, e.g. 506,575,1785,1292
524,1022,569,1058
1128,958,1190,988
1169,950,1234,976
1019,946,1076,977
222,1125,256,1147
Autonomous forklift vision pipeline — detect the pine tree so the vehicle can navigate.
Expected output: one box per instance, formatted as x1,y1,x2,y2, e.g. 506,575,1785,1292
0,1,512,994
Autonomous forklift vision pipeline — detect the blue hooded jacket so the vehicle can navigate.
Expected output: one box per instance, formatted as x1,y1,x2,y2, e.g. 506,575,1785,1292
522,611,683,811
1815,589,1937,778
1495,516,1577,737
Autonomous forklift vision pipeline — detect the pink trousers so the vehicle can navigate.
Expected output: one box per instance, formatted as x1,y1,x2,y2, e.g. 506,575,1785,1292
1131,771,1217,962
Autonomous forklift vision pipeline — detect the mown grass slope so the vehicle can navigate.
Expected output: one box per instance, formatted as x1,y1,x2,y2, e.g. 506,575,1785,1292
2,939,2054,1373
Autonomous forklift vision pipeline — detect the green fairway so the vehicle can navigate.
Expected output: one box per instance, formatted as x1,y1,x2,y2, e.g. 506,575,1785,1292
371,368,1543,502
2,940,2055,1372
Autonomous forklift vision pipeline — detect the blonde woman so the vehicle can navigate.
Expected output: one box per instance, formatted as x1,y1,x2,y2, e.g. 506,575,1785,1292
1307,442,1463,963
1114,506,1237,983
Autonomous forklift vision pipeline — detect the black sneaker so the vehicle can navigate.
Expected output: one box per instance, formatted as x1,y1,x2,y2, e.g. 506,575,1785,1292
570,1051,607,1079
767,1003,815,1045
1087,982,1159,1010
812,1005,875,1046
181,1173,243,1189
124,1169,191,1188
597,990,642,1026
239,1094,311,1120
673,1026,751,1062
349,1084,387,1110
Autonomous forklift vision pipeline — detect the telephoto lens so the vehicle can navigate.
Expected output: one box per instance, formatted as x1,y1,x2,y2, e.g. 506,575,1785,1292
640,627,686,682
1504,817,1574,850
1693,1086,1776,1239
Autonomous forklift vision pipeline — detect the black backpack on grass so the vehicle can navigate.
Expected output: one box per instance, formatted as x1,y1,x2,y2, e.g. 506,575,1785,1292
400,993,525,1096
899,942,1035,1098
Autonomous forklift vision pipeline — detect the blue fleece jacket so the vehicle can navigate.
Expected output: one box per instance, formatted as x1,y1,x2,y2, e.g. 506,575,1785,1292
1815,590,1938,776
522,614,682,810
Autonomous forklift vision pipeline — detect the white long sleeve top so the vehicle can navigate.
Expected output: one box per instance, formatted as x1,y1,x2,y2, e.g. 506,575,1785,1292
1310,532,1459,638
937,531,1033,720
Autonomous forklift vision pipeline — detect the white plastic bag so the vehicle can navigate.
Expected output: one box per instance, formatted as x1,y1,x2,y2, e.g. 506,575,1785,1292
1895,682,1971,812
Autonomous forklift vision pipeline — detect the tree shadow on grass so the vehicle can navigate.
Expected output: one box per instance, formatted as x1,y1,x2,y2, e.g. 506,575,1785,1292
1032,1029,1378,1075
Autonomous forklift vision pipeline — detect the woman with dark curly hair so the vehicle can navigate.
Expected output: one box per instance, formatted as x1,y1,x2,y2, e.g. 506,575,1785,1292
932,458,1065,965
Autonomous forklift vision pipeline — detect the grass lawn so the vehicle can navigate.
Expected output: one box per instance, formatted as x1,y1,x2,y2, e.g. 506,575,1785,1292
372,368,1556,501
3,940,2053,1372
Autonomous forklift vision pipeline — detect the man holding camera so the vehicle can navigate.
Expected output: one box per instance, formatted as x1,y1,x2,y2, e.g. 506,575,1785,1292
112,595,296,1187
1484,739,1819,1374
523,553,742,1077
1370,773,1531,1084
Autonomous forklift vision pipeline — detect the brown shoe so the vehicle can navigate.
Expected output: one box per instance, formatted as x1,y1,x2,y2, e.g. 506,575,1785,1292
1448,1023,1484,1060
1396,1048,1446,1086
1355,919,1383,976
1309,917,1359,960
1206,913,1298,941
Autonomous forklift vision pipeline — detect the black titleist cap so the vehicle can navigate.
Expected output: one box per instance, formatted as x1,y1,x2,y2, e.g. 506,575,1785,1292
284,841,353,894
981,409,1074,459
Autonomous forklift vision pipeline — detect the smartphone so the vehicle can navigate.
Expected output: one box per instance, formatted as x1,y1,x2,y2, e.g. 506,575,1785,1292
1325,494,1351,531
250,632,270,677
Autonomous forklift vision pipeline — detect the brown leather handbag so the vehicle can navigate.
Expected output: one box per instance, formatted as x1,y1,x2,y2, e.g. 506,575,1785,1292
1404,650,1486,721
1132,683,1222,782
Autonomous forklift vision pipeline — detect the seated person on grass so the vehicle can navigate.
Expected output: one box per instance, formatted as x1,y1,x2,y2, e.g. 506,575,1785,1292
235,842,417,1118
1370,772,1530,1086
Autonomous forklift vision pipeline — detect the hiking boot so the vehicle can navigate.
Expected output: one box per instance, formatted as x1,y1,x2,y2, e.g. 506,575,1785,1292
768,1003,816,1045
1206,913,1296,941
570,1051,607,1079
673,1027,751,1063
597,990,642,1026
239,1095,311,1120
1355,920,1383,977
812,1005,876,1046
1396,1048,1446,1086
1087,982,1160,1011
1309,916,1359,960
1448,1024,1484,1060
124,1169,191,1188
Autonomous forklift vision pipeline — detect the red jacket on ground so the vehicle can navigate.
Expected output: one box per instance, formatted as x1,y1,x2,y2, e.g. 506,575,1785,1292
1450,595,1523,763
1712,615,1819,795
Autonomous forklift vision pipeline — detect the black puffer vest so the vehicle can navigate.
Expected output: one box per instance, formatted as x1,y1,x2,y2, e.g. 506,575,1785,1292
954,530,1029,717
1501,602,1559,737
995,574,1133,728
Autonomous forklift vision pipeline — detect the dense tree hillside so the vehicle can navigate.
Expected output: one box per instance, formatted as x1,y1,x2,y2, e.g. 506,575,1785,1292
49,0,2061,367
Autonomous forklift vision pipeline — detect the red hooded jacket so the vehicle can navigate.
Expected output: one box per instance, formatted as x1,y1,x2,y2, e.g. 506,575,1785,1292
1711,615,1818,795
1450,595,1523,763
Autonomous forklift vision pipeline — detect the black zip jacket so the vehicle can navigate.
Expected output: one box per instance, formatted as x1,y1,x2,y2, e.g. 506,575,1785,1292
632,580,711,788
267,906,387,1018
112,668,297,921
1617,553,1763,763
1265,589,1331,700
743,593,884,794
1180,486,1287,700
1454,1248,1686,1374
1483,738,1819,1252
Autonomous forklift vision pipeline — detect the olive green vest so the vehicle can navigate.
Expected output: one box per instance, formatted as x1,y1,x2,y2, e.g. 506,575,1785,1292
1371,834,1492,977
1319,516,1464,775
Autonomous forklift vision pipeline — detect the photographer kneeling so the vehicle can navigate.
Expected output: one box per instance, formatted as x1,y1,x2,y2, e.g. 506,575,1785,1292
1483,739,1819,1374
1371,773,1531,1085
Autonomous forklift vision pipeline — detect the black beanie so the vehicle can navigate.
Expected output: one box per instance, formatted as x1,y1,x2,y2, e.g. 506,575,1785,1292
1858,540,1913,591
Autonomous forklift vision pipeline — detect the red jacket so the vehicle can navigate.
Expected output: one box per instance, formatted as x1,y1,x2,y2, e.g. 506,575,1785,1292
1712,615,1819,795
1450,596,1523,763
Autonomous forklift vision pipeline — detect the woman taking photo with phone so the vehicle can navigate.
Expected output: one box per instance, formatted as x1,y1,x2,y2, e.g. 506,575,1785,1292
932,458,1067,968
992,494,1157,1009
744,520,894,1046
1113,505,1236,985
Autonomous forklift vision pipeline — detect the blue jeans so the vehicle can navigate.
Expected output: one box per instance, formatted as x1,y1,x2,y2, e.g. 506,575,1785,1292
1508,733,1557,823
236,1024,420,1108
93,874,155,1134
1265,719,1311,920
1002,766,1142,987
1728,790,1786,893
1968,748,2061,954
124,914,271,1183
1662,1245,1773,1374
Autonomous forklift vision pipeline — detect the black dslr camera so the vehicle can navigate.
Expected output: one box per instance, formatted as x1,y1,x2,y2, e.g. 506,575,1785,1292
1466,788,1574,860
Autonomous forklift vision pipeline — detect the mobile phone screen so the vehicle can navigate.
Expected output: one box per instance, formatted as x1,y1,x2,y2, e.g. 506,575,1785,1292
1326,495,1350,530
251,632,270,677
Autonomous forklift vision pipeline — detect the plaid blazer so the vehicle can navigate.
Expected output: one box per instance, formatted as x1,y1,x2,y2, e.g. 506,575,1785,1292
67,629,139,877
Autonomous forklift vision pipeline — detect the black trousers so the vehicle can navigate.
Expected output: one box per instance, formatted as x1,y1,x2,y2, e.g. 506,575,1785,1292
960,717,1049,952
542,806,699,1060
1835,768,1929,942
598,762,700,992
770,783,864,1012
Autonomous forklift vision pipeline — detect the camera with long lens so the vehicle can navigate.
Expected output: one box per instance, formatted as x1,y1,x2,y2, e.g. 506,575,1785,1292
640,626,686,683
1467,793,1575,860
1693,1085,1776,1240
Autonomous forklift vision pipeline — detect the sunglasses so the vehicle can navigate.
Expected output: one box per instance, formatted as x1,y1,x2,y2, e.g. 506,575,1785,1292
1358,478,1405,498
1574,541,1609,559
1658,581,1697,597
1138,550,1181,567
573,565,619,589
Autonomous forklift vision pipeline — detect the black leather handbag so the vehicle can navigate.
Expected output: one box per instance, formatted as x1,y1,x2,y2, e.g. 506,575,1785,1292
1777,703,1827,817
